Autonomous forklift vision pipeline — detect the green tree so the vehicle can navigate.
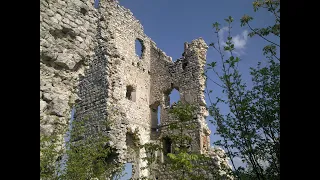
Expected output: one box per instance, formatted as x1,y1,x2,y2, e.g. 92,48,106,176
40,115,68,180
205,0,280,179
141,102,232,180
40,132,65,180
139,141,162,180
41,106,124,180
165,102,201,180
61,118,114,179
60,106,125,180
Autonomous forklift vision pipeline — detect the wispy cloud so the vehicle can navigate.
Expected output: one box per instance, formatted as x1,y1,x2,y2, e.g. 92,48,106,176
217,27,249,56
218,26,228,48
233,30,248,50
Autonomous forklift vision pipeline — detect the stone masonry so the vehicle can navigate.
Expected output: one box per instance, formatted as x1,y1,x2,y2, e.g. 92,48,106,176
40,0,231,179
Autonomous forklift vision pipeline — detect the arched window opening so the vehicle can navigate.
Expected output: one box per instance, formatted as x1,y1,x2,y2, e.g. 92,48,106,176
150,102,161,131
164,88,180,107
135,39,144,59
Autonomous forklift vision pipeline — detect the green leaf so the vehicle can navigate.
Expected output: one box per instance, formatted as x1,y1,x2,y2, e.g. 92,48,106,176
228,16,234,22
212,22,220,29
224,46,230,51
240,14,253,27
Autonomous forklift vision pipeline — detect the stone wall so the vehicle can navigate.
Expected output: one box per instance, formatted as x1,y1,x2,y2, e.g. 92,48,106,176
40,0,229,179
40,0,100,153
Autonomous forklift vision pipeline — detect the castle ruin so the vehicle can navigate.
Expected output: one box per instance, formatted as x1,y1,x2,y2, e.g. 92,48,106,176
40,0,230,179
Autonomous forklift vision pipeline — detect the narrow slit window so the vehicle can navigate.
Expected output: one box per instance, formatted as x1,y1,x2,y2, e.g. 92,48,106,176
163,137,172,155
150,104,161,131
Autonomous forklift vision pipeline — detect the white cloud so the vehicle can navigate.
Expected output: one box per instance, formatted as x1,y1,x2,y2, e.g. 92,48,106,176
217,27,249,56
218,26,229,45
232,30,248,50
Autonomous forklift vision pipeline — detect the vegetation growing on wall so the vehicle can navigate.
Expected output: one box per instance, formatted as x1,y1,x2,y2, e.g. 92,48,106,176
40,107,125,180
141,102,232,180
40,131,65,179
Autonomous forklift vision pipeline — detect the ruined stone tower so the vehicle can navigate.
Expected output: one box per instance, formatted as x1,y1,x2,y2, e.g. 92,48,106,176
40,0,230,179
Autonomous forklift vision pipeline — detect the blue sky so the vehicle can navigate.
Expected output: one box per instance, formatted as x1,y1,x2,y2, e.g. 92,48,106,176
118,0,278,178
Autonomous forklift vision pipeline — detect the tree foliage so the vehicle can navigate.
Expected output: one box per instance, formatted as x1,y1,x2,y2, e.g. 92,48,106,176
40,132,64,179
40,108,124,180
206,0,280,179
61,117,117,180
141,102,232,180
